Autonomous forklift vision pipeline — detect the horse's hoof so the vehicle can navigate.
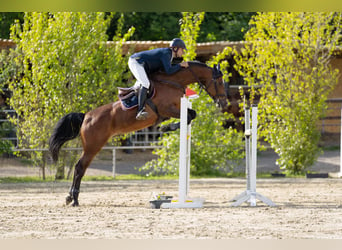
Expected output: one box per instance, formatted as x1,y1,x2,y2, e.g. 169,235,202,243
66,195,73,205
72,201,79,207
160,125,169,132
169,123,180,131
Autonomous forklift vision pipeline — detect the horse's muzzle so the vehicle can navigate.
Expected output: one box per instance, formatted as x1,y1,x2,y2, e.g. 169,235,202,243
216,97,228,110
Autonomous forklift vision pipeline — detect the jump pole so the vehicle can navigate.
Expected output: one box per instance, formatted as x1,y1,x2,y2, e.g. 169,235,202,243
162,90,204,208
230,104,275,207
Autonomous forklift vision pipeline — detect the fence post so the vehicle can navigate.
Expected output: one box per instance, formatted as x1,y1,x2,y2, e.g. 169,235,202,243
112,148,116,178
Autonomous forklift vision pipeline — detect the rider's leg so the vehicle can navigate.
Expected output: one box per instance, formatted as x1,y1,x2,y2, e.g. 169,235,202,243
128,58,150,120
136,86,149,120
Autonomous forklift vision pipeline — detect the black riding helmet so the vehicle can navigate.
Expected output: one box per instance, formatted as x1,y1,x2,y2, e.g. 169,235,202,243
170,38,187,50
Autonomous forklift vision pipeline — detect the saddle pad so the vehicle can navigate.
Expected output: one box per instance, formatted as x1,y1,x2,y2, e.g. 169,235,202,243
119,87,155,110
120,94,138,110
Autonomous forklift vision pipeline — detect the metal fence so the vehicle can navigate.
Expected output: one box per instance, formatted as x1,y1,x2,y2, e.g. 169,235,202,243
0,107,162,148
12,145,162,178
129,127,163,146
0,109,17,146
319,98,342,134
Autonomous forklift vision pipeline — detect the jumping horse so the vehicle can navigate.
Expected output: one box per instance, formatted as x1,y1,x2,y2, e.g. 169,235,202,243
49,61,228,206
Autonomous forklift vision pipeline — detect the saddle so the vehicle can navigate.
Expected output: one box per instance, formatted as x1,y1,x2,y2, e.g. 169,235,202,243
118,85,155,110
118,86,138,100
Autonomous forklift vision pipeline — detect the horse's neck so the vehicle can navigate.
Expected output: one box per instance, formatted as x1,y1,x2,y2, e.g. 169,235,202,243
151,66,207,87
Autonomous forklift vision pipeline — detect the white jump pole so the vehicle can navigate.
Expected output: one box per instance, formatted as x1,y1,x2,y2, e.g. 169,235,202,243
162,94,204,209
230,104,275,207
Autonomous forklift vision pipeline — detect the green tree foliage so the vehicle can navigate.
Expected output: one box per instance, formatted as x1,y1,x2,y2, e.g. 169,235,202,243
1,12,254,42
180,12,205,61
235,12,342,174
7,12,134,178
108,12,182,41
140,12,244,176
0,124,12,155
140,95,244,176
200,12,255,41
0,49,20,155
0,12,24,39
101,12,254,42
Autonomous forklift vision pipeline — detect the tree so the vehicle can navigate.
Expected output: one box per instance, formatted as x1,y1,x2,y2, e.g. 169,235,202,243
108,12,182,41
140,12,245,176
8,12,134,179
1,12,255,42
0,46,22,155
107,12,254,42
180,12,205,61
0,12,24,39
199,12,255,41
235,12,342,174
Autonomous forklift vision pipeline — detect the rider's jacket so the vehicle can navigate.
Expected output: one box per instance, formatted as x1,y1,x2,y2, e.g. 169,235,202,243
130,48,182,75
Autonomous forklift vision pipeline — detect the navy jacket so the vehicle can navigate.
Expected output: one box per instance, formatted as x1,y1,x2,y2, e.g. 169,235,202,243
130,48,181,75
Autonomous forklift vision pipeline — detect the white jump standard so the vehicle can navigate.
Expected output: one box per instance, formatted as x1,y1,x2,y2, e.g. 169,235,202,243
230,104,275,207
162,94,204,208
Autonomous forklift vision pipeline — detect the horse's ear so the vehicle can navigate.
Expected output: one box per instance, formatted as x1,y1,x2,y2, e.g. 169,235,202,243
213,63,223,79
213,64,218,72
214,63,221,73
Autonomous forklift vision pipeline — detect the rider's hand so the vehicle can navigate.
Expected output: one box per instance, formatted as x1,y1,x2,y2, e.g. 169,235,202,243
180,61,189,68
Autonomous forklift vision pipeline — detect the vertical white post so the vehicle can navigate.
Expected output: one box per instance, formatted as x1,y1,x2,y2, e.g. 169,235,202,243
231,104,275,207
186,100,192,195
178,95,189,203
161,94,204,209
250,105,258,206
245,108,251,191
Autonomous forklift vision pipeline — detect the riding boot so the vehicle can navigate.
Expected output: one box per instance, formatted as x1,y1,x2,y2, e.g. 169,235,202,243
136,87,149,120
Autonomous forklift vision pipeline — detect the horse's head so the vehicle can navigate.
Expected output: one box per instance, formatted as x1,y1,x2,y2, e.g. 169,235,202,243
200,63,228,110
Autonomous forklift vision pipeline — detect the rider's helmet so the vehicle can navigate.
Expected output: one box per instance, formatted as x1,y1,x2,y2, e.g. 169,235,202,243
170,38,187,50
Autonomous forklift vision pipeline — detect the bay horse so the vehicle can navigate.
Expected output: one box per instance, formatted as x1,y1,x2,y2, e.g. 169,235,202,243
49,61,228,206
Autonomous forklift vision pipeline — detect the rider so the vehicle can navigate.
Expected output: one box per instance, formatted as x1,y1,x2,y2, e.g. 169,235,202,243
128,38,189,120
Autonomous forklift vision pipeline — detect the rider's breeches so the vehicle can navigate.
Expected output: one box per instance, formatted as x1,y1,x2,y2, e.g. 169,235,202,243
128,57,150,89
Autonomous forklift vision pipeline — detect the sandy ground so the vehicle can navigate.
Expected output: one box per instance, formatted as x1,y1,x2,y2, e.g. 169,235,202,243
1,149,342,239
0,178,342,239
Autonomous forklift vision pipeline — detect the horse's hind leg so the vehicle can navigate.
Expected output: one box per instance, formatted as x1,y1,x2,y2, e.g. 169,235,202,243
66,152,94,206
66,127,112,206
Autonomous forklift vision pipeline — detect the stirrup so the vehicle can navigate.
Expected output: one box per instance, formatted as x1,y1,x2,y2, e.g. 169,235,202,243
136,109,149,120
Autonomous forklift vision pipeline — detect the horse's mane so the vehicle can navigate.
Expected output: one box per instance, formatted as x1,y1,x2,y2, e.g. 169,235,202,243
187,60,211,69
150,61,211,80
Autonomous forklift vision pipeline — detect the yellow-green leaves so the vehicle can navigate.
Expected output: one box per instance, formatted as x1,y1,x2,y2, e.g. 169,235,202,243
140,12,245,176
180,12,205,62
7,12,133,174
236,12,342,174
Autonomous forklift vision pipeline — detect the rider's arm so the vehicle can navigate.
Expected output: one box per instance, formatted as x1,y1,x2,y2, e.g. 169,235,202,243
160,49,182,75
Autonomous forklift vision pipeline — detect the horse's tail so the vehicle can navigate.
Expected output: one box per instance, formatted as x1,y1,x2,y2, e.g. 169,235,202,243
49,112,85,162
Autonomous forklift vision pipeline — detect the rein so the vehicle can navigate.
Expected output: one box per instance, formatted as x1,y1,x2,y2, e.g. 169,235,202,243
153,64,226,102
155,79,186,94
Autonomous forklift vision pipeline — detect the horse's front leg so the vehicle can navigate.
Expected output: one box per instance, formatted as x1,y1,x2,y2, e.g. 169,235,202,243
160,108,196,132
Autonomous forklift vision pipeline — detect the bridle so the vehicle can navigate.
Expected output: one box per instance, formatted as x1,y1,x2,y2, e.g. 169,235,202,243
154,64,227,106
188,66,226,105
